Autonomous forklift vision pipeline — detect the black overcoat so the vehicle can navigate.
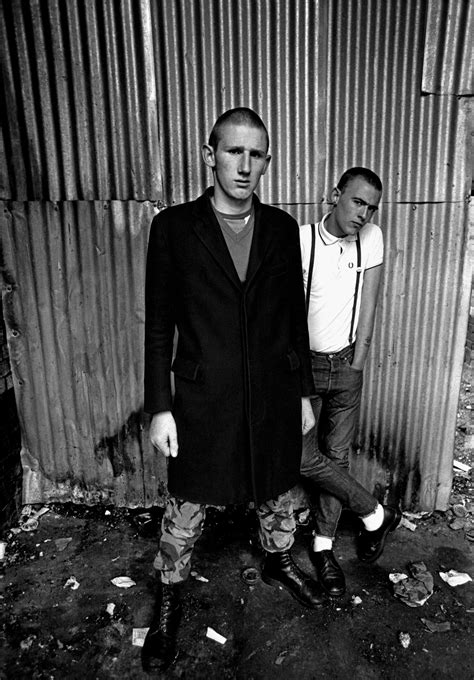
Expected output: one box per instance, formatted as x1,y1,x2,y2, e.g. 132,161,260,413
144,189,314,505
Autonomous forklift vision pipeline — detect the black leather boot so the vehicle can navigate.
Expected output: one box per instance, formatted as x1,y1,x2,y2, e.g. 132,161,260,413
310,550,346,597
141,582,182,673
358,505,402,563
262,550,328,608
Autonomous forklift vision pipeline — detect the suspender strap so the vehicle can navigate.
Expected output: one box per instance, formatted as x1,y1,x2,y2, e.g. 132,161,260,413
349,232,361,345
305,223,316,315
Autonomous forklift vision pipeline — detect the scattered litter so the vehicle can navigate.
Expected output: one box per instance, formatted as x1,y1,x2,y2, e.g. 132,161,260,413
20,635,36,651
190,570,209,583
132,628,149,647
63,576,80,590
106,603,116,616
54,538,72,552
241,567,259,585
296,509,310,525
439,570,472,587
19,506,50,532
452,504,467,518
398,632,411,648
0,541,6,560
111,576,136,589
449,518,466,531
465,525,474,542
392,562,433,607
275,650,288,665
111,556,120,562
105,510,111,515
389,572,408,584
403,511,431,520
400,517,417,532
351,595,362,606
421,618,451,633
453,460,471,473
206,627,226,644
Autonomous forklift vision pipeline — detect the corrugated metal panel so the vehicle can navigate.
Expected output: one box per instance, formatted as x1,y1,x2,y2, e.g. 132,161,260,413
0,0,471,510
0,0,161,201
422,0,473,95
1,199,166,506
151,0,328,214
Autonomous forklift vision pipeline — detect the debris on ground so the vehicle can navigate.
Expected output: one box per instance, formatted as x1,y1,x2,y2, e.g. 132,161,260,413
206,626,227,644
106,602,116,616
398,632,411,648
190,570,209,582
54,537,72,551
400,517,417,531
132,628,149,647
111,576,136,588
63,576,80,590
439,570,472,587
18,505,50,532
351,595,362,606
392,562,434,607
275,650,289,665
421,618,452,633
241,566,259,585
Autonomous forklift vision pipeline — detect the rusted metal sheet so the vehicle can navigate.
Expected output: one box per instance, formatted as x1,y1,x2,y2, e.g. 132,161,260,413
1,200,166,506
0,0,161,201
422,0,473,95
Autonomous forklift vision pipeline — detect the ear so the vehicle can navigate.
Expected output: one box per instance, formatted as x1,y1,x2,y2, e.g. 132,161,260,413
202,144,216,169
261,154,271,176
331,187,340,205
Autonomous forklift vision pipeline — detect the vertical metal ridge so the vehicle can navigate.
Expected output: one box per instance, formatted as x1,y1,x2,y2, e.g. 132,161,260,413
1,0,162,200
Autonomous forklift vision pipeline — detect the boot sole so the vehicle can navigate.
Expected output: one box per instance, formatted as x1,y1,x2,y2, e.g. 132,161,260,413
261,573,327,608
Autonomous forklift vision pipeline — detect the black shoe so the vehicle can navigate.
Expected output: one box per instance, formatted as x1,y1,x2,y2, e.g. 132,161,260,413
141,583,182,673
261,550,328,608
358,506,402,563
310,550,346,597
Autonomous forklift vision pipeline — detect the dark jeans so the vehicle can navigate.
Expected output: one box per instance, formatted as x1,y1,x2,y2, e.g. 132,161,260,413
300,345,376,538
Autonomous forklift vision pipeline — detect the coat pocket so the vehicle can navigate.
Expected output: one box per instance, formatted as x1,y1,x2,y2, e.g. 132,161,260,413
286,350,300,371
171,356,202,382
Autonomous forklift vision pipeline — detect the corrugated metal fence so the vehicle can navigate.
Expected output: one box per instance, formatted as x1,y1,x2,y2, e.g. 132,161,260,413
0,0,472,509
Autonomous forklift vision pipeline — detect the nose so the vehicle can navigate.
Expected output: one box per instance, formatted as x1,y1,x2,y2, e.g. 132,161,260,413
358,205,369,221
238,152,251,174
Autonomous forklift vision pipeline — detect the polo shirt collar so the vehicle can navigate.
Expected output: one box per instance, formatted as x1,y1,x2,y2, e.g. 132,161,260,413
319,213,357,244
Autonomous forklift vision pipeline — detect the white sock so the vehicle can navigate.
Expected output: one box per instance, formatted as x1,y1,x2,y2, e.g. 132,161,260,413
362,503,384,531
312,535,333,552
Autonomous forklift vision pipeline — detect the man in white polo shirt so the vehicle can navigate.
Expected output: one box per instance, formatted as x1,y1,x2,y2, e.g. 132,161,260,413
300,167,399,597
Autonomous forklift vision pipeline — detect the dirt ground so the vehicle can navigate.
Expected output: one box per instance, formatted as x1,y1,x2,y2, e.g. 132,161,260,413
1,368,473,680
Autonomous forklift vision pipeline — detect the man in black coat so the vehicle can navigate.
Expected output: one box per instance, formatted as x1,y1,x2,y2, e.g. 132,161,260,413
142,108,326,672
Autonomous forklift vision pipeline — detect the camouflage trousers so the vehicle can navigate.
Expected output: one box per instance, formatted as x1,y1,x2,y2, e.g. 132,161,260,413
154,491,296,584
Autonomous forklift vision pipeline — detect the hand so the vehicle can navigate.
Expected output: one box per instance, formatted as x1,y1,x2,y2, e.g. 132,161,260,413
301,397,315,435
149,411,179,458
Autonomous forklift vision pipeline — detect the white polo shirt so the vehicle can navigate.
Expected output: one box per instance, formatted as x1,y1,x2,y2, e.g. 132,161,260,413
300,214,383,353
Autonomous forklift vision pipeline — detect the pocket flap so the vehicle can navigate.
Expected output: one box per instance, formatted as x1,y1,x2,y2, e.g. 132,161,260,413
286,350,300,371
171,356,201,381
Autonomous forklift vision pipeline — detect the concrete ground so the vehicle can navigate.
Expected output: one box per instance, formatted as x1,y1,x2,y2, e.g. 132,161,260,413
0,497,473,680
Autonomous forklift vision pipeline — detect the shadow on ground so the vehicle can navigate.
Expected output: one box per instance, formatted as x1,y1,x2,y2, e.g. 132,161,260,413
0,499,473,680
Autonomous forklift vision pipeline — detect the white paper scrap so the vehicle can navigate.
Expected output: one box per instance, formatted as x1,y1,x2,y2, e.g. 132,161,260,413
206,626,227,644
132,628,149,647
439,570,472,587
111,576,136,588
389,572,408,584
64,576,80,590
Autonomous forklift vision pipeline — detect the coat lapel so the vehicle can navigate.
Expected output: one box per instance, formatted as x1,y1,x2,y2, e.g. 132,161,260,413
192,191,242,289
245,195,271,289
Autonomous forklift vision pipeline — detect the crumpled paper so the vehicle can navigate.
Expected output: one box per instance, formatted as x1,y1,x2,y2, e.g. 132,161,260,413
392,561,434,607
439,570,472,587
